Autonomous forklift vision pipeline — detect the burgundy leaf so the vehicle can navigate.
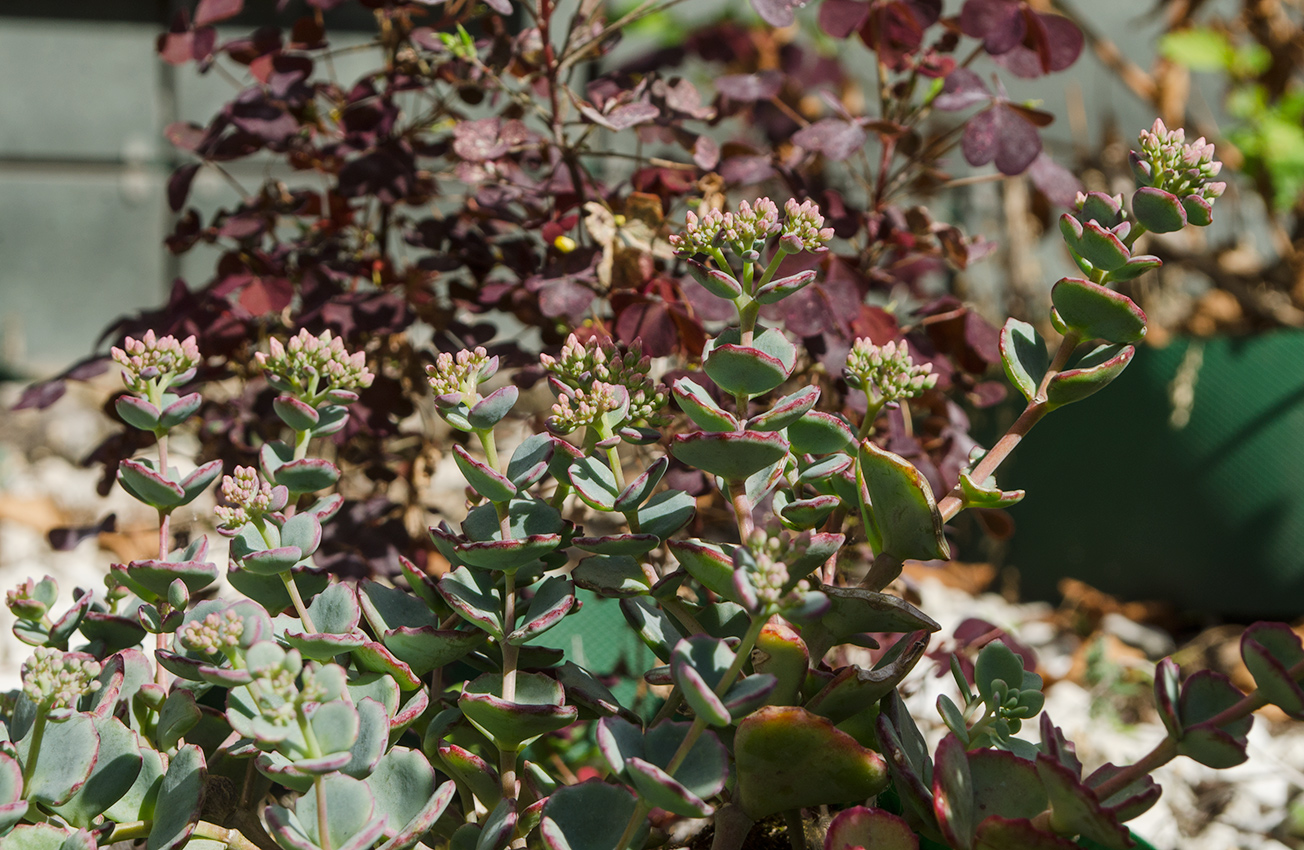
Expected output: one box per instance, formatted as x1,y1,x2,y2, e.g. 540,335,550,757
693,136,720,170
614,299,679,358
539,280,596,318
993,12,1083,77
168,164,201,212
751,0,809,27
719,154,776,184
238,278,294,316
715,72,784,102
959,0,1025,55
933,68,991,111
1027,152,1082,207
818,0,869,38
484,0,512,13
606,102,661,130
792,118,867,161
961,105,1041,175
195,0,244,27
453,118,510,162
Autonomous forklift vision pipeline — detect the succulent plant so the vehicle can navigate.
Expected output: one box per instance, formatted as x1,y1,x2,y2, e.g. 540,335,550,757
3,124,1300,850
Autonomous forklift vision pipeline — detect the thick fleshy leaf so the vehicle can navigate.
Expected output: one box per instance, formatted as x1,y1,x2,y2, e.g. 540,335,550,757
804,632,931,722
156,690,202,751
114,557,218,603
1060,217,1130,272
116,395,162,431
572,555,652,598
756,269,819,304
438,743,501,810
228,564,329,614
613,457,669,512
620,596,686,662
352,642,422,690
626,756,713,817
570,456,620,511
788,411,855,455
1153,658,1182,739
572,534,659,556
364,747,437,840
360,579,438,633
779,494,840,529
1132,187,1187,233
734,706,890,819
338,698,390,780
273,395,320,432
969,749,1047,821
1176,670,1252,768
383,627,485,675
932,734,975,850
507,433,555,490
636,489,696,538
825,806,919,850
539,780,641,850
1241,622,1304,718
673,379,740,433
670,636,735,727
1036,755,1131,849
705,345,790,397
668,540,737,603
117,459,185,510
1000,319,1049,403
147,744,205,850
1051,278,1147,344
468,386,519,430
18,713,99,807
460,672,579,748
377,781,455,850
687,259,744,300
671,430,790,481
1044,344,1134,409
974,818,1079,850
750,385,821,431
858,440,950,561
455,445,517,503
291,773,382,850
477,798,518,850
508,576,576,645
437,568,504,638
50,716,141,828
1084,763,1161,823
877,694,937,833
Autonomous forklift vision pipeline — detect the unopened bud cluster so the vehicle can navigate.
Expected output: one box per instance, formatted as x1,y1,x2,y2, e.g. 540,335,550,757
547,381,630,435
542,334,668,427
426,346,497,401
1132,119,1226,202
179,609,245,655
844,339,937,403
780,199,835,253
670,197,834,258
752,550,811,611
111,331,200,397
256,329,374,400
215,466,279,530
22,647,102,709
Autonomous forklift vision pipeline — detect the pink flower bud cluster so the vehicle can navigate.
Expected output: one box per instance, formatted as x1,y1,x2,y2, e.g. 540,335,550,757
111,330,200,396
844,338,937,403
780,199,835,253
178,609,245,655
426,346,496,400
541,334,668,427
256,329,374,400
214,466,278,530
547,381,630,435
1133,119,1226,202
22,647,102,709
670,198,781,255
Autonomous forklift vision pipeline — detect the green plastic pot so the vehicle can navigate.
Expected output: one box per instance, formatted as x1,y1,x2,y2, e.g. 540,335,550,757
1004,331,1304,617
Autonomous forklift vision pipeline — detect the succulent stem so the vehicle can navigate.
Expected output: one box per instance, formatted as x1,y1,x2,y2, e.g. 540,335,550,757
783,808,807,850
280,572,317,634
19,706,48,787
315,774,332,850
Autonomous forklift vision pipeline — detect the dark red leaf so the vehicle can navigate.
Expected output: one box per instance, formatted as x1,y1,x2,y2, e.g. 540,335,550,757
792,118,867,162
819,0,869,38
959,0,1025,55
693,136,720,170
751,0,809,27
238,278,294,315
195,0,243,27
1027,152,1082,207
719,154,775,185
715,72,784,102
933,68,991,111
539,279,596,318
961,105,1041,175
168,163,201,212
